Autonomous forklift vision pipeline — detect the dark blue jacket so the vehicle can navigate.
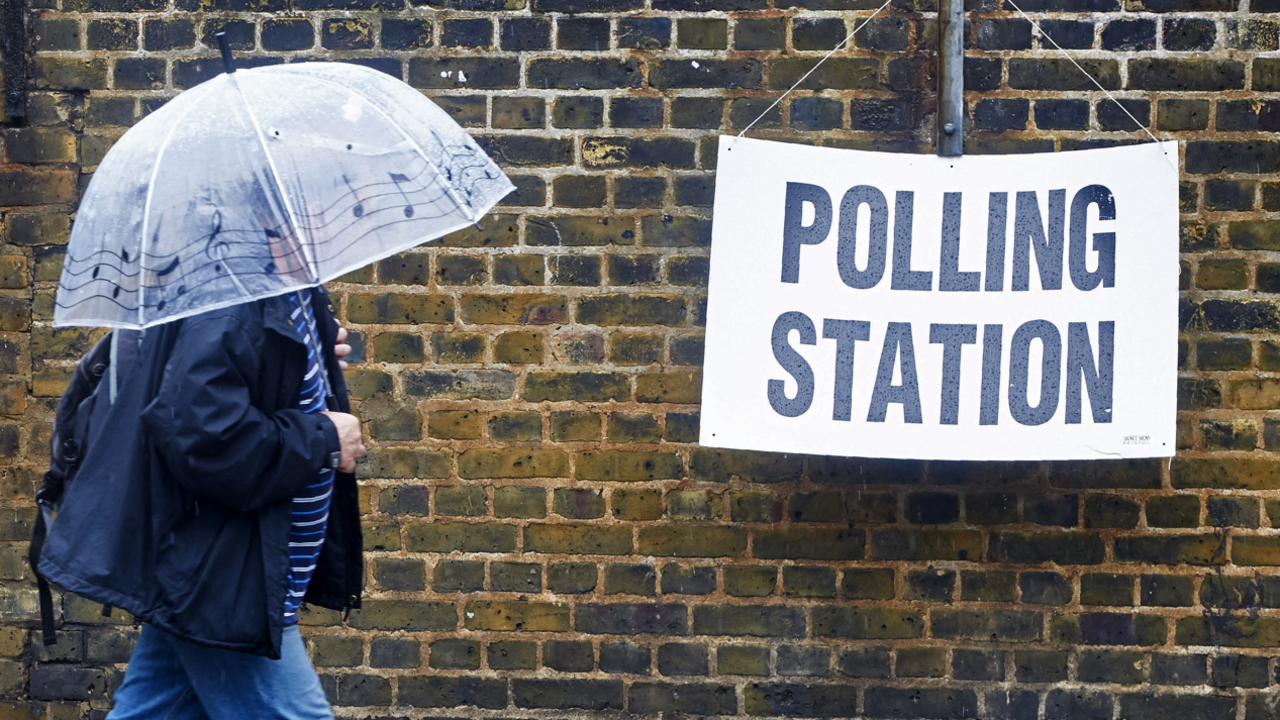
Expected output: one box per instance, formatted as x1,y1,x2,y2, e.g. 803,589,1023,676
38,287,363,658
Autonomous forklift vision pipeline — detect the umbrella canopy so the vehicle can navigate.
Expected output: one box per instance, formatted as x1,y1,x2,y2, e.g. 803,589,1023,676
55,62,514,329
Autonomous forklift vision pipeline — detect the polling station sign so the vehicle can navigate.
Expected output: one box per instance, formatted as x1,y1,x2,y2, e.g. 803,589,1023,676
700,137,1179,461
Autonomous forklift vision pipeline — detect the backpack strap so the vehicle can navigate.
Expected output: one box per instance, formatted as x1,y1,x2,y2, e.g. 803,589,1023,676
30,333,112,646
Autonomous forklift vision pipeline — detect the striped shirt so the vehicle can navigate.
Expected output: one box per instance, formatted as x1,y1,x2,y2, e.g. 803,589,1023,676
283,289,335,625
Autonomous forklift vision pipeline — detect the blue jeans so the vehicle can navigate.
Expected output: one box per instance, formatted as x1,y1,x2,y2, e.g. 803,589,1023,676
106,625,332,720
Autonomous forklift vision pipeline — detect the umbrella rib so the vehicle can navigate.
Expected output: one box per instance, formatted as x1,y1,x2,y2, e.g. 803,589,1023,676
228,73,318,285
138,81,219,327
287,72,479,225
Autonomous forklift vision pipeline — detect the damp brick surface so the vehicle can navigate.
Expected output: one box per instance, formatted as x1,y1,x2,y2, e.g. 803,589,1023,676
3,0,1280,717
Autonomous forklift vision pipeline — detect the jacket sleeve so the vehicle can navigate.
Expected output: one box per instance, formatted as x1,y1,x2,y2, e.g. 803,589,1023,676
140,311,340,513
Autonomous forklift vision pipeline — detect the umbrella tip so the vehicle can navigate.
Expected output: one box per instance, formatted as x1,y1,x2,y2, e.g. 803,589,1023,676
216,31,236,75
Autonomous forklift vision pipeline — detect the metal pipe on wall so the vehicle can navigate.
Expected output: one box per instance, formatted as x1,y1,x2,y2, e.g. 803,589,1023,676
2,0,26,119
937,0,963,156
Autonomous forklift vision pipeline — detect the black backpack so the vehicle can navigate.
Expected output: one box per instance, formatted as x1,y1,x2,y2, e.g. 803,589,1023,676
28,332,116,645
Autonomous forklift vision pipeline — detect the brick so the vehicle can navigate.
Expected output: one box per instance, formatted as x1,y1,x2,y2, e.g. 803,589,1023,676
757,528,863,560
812,607,922,640
1173,458,1280,490
610,97,663,129
1208,496,1260,527
548,562,597,593
605,563,656,595
1118,693,1236,720
650,59,761,89
1187,142,1280,174
406,522,516,553
465,601,569,632
488,640,536,670
577,603,688,635
347,600,456,631
33,57,108,91
871,529,979,561
407,58,518,89
1233,536,1280,565
459,448,568,478
399,676,506,709
679,18,727,48
1081,575,1135,606
666,490,716,519
662,564,716,595
611,489,662,521
692,449,804,483
639,526,746,557
527,59,641,90
526,524,633,554
656,642,708,675
932,610,1042,643
371,637,420,668
374,558,425,591
601,641,650,673
955,649,1005,681
694,605,803,637
576,450,683,481
1009,59,1120,90
428,410,482,440
767,58,879,91
896,647,945,678
992,532,1105,565
905,568,954,602
863,687,979,718
0,171,77,205
1114,534,1224,565
434,560,484,593
631,682,736,714
724,566,775,597
544,640,593,672
1083,495,1140,529
347,292,452,324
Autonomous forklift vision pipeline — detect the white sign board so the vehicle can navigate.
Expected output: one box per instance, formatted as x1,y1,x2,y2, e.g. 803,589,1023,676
700,137,1179,461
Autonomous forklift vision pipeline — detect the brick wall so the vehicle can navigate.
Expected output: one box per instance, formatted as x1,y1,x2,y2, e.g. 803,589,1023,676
2,0,1280,716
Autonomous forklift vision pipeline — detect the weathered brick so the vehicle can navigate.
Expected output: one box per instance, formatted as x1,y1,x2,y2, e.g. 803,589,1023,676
526,524,633,554
864,687,978,718
513,679,623,710
577,603,688,635
399,676,506,708
1173,458,1280,490
870,528,980,561
347,600,457,631
693,605,804,637
1114,534,1224,565
932,610,1043,642
577,450,683,481
813,607,922,639
756,528,864,560
639,526,746,557
406,522,516,553
465,601,569,632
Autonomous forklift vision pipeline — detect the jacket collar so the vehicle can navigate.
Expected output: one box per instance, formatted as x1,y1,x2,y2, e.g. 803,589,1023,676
262,290,306,341
262,286,334,343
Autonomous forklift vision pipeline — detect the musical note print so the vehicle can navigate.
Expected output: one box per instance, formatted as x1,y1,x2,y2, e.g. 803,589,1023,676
54,61,514,329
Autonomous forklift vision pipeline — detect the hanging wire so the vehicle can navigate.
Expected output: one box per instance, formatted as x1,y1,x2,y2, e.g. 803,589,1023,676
735,0,1177,169
1005,0,1177,167
732,0,897,147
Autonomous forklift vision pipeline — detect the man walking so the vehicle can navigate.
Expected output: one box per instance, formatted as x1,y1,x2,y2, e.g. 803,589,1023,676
37,285,365,719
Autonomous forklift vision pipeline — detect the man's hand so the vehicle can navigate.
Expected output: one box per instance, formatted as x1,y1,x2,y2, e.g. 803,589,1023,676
321,411,365,473
335,326,352,370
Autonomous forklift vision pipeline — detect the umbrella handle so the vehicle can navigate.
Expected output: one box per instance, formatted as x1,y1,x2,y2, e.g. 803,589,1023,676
216,31,236,75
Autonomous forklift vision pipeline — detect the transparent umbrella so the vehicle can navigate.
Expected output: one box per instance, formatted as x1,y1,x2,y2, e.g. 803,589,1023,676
54,58,514,329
